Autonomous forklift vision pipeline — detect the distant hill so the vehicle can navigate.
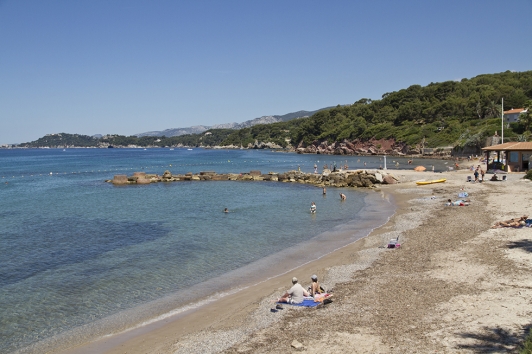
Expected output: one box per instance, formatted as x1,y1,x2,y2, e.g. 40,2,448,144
135,108,331,137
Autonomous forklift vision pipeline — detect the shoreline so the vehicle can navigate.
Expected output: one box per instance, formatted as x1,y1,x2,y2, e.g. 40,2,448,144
65,166,532,353
53,183,396,354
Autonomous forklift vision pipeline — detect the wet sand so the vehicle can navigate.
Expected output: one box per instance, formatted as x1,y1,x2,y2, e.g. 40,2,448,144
64,164,532,353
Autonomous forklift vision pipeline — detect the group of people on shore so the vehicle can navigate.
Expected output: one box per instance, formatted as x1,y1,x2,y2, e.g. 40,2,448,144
472,165,485,182
309,192,347,213
276,275,327,304
470,164,503,182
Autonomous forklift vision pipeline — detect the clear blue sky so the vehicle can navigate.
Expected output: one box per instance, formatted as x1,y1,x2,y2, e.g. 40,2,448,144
1,0,531,144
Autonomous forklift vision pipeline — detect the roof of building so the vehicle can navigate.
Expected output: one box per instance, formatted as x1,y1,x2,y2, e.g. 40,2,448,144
504,108,526,114
482,142,532,151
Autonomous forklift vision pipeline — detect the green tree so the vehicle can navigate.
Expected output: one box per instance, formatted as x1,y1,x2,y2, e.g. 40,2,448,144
519,100,532,131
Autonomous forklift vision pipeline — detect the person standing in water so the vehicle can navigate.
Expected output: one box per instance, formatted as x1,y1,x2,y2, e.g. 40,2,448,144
340,193,346,201
310,202,316,213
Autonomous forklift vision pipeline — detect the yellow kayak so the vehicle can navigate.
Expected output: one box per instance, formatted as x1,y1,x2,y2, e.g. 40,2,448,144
416,178,446,185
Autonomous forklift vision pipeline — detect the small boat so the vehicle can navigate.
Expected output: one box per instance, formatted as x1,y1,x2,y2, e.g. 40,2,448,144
416,178,446,185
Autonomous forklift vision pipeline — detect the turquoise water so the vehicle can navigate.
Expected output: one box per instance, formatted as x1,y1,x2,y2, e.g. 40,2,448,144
0,149,444,353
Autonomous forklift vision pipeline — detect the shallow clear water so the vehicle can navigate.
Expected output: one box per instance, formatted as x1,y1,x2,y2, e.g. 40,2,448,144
0,148,446,353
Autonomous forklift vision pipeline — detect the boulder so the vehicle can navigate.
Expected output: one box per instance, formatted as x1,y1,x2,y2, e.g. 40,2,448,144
112,175,128,185
382,175,397,184
136,177,151,184
374,172,383,183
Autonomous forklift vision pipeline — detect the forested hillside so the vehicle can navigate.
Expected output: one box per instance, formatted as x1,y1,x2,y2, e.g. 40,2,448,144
223,70,532,150
17,71,532,151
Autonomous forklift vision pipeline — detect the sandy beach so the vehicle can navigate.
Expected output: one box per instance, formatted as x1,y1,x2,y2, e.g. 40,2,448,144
65,163,532,354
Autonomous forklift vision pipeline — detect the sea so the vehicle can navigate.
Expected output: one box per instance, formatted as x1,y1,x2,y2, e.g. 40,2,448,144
0,148,450,353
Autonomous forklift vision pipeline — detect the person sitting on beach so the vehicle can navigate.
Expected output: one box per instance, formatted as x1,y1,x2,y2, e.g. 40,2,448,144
340,193,346,201
277,277,309,304
308,274,325,297
490,173,499,181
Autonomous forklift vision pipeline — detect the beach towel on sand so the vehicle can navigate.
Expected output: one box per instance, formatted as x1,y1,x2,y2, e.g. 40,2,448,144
278,295,332,307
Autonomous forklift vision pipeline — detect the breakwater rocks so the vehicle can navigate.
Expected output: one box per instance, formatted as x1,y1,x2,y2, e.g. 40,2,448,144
107,169,399,188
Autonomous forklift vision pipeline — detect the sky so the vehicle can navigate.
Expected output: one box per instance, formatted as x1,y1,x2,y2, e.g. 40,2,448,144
1,0,531,144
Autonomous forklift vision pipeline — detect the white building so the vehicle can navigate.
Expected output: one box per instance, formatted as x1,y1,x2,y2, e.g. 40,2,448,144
504,108,528,123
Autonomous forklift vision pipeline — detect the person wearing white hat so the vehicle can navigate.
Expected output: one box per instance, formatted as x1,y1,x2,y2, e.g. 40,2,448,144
277,277,309,304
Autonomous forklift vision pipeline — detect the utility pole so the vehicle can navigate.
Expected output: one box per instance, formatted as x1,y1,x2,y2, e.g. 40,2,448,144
501,98,504,144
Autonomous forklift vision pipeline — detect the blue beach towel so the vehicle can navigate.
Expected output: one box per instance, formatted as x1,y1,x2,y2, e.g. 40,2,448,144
278,298,321,307
278,295,333,307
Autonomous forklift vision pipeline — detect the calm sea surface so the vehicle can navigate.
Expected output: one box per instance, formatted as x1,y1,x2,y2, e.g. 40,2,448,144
0,148,448,353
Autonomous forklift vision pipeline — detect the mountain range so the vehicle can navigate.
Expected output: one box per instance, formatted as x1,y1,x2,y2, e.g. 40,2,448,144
134,108,332,137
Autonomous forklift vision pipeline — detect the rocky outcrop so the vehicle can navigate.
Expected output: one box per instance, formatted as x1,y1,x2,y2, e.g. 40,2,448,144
296,138,409,156
248,140,283,149
107,169,400,188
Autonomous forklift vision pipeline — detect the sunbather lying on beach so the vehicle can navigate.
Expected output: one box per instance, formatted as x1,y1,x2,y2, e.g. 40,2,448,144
491,215,528,228
446,198,470,206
